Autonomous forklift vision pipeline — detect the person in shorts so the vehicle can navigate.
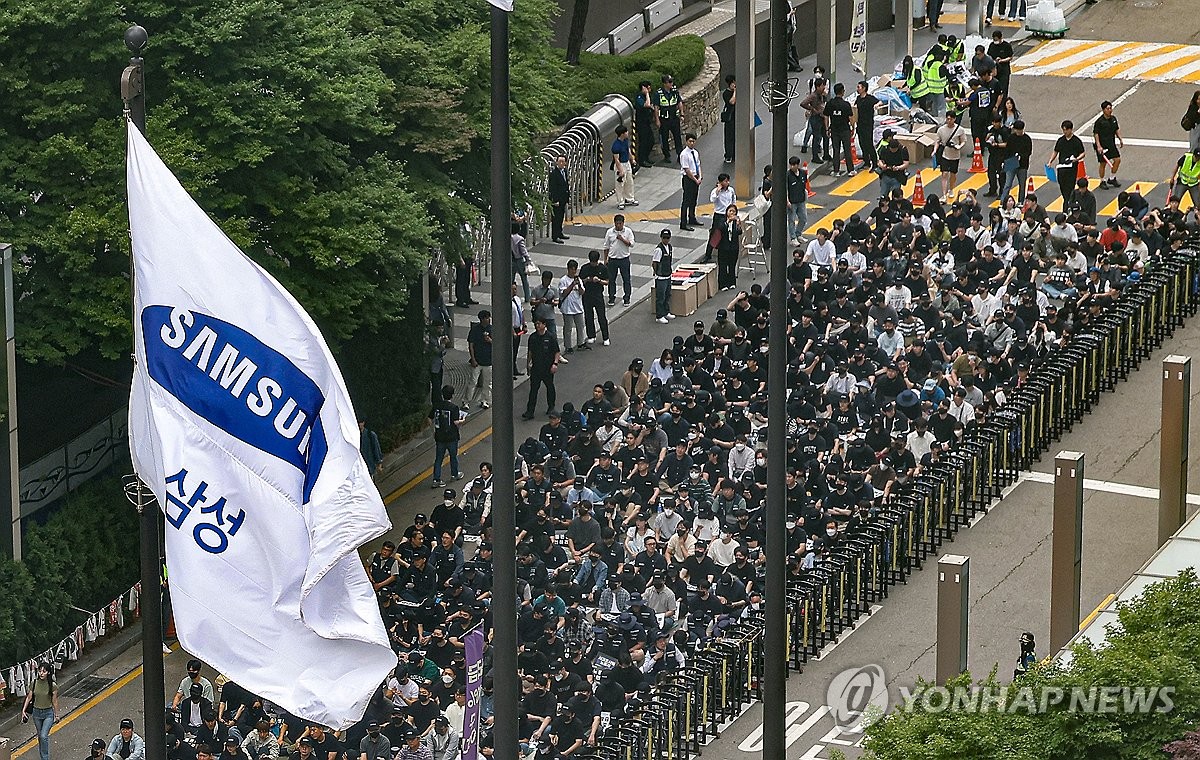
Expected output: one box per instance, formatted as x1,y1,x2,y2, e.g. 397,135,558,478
1093,99,1123,188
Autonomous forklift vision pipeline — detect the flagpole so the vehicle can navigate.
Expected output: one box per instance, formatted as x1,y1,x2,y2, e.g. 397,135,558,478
122,24,167,760
487,3,519,759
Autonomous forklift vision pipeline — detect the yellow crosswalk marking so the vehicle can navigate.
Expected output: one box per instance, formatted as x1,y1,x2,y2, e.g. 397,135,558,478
955,172,991,193
987,176,1052,207
1095,44,1187,79
1054,43,1146,78
805,200,869,236
903,168,942,199
1097,182,1158,217
1015,40,1095,71
1138,51,1200,82
1046,179,1104,213
831,170,878,196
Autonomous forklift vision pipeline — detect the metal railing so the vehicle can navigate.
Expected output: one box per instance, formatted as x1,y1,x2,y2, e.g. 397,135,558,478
572,239,1200,758
19,407,129,517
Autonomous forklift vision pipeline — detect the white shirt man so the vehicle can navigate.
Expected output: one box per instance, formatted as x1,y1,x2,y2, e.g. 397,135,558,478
603,222,634,261
972,288,1003,324
710,181,737,216
805,235,836,267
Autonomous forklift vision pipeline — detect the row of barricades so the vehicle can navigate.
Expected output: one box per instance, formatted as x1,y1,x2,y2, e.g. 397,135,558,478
575,240,1200,759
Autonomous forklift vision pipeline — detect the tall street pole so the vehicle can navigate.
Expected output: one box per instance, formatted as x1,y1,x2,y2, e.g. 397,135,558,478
121,25,166,760
488,6,518,759
764,0,791,756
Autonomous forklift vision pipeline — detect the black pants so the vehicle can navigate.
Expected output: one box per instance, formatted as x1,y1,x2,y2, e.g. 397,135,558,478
987,158,1005,193
681,178,699,226
636,120,656,164
551,201,566,240
858,126,878,168
660,117,683,161
761,209,773,250
717,248,738,290
723,120,736,162
1058,172,1076,206
583,293,609,340
831,130,853,172
455,258,472,305
526,370,556,415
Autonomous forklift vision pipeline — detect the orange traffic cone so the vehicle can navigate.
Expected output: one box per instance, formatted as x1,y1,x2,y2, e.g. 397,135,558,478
1131,183,1139,195
850,131,862,169
912,171,926,205
803,161,816,198
1076,160,1087,181
968,139,985,173
1025,175,1036,198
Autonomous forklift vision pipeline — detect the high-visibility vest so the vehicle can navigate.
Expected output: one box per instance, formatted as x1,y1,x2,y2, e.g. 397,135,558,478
1181,153,1200,186
923,60,947,95
907,70,929,99
949,42,966,63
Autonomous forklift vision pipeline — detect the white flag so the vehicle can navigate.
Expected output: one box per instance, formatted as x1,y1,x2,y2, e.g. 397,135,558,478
125,122,395,730
488,0,513,9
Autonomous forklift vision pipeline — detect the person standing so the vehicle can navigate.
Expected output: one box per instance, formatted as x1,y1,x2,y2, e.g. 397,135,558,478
721,75,737,163
548,155,571,243
922,53,949,117
22,662,58,760
512,282,526,378
987,30,1014,97
759,165,774,251
511,224,532,302
1048,119,1086,205
453,253,476,308
705,173,737,263
854,81,880,172
716,206,744,291
1168,146,1200,209
557,261,587,355
579,251,611,346
936,111,968,198
799,78,830,163
1002,119,1033,203
655,75,685,164
827,83,855,176
984,113,1011,197
604,214,634,305
635,80,658,167
1184,91,1200,151
359,420,383,475
612,126,638,210
680,134,702,231
785,156,809,246
466,310,493,410
652,229,675,324
1093,100,1124,188
431,385,465,486
877,130,911,199
926,0,944,28
529,270,560,355
522,318,562,420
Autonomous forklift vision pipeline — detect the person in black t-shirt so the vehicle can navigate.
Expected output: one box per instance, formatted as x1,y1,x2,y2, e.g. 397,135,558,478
1048,120,1086,206
430,384,464,487
854,81,880,171
826,83,855,176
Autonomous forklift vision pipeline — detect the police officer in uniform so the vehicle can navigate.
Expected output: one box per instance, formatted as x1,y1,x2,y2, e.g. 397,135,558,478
655,75,685,164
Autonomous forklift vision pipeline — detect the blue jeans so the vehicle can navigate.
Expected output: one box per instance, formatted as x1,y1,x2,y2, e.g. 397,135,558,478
434,440,460,481
807,115,829,160
1002,166,1028,203
655,278,672,318
879,173,903,199
1040,282,1078,300
32,707,54,760
608,257,631,302
787,203,807,242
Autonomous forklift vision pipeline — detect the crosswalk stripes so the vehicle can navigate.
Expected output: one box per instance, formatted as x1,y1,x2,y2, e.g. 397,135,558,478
831,171,878,197
1097,182,1158,217
1014,39,1200,84
806,200,869,236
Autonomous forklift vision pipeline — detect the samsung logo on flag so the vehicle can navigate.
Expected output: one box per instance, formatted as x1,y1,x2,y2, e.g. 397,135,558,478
142,305,329,501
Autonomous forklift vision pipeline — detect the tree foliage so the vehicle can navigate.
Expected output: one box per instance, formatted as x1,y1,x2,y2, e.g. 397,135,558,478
0,0,572,431
862,570,1200,759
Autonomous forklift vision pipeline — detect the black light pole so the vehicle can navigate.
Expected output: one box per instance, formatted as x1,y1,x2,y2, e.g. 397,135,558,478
487,5,518,760
764,0,792,756
121,25,166,760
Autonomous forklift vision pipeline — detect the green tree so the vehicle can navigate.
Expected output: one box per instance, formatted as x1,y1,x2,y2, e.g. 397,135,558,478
0,0,572,435
862,570,1200,759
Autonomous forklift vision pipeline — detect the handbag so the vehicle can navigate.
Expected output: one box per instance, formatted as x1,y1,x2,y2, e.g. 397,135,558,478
1184,113,1197,131
753,193,771,217
524,258,539,277
708,227,724,248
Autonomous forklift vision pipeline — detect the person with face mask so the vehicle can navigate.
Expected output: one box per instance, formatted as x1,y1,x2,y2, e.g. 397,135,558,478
358,722,390,760
726,436,754,480
665,522,696,564
652,498,683,543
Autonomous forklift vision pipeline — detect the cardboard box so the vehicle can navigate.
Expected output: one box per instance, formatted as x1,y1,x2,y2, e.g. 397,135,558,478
917,134,938,158
896,134,931,162
913,122,938,136
678,263,717,298
670,282,698,316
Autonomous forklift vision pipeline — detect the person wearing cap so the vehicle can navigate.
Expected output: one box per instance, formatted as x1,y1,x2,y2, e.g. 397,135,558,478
422,715,460,760
651,228,676,323
105,719,144,760
239,720,278,760
395,729,433,760
876,130,911,199
655,74,685,164
172,660,215,711
357,721,390,760
192,711,228,754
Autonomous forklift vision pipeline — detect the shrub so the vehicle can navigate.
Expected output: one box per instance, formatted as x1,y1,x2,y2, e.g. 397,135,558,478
557,35,708,123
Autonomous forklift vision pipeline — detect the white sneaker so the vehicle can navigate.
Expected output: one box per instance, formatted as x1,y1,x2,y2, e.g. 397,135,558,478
617,203,625,210
629,200,640,206
462,402,470,410
657,317,669,324
558,356,568,364
163,643,172,654
603,339,611,346
666,313,676,319
481,402,490,409
586,338,596,344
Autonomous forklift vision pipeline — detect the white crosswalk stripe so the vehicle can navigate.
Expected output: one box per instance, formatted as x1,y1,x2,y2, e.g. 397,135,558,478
1014,39,1200,84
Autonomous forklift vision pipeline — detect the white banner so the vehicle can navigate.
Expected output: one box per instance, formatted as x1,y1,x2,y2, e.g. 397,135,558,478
125,122,395,730
850,0,868,75
488,0,513,10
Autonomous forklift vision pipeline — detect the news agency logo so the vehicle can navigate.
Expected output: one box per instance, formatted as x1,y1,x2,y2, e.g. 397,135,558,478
826,663,1175,723
827,664,889,726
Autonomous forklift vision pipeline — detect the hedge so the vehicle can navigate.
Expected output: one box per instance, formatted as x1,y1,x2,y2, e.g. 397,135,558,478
557,35,708,123
0,476,138,666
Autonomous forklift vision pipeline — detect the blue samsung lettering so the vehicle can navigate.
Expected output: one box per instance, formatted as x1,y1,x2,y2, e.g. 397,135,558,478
142,305,328,501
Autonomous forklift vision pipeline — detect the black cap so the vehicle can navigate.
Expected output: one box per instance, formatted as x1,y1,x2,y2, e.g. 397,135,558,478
190,682,203,695
120,719,135,730
435,715,450,726
299,738,314,748
226,737,239,746
443,488,456,499
661,228,673,238
92,739,106,750
716,308,728,318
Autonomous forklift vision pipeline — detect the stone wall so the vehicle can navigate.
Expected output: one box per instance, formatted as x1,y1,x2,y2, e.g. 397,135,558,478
680,45,723,139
